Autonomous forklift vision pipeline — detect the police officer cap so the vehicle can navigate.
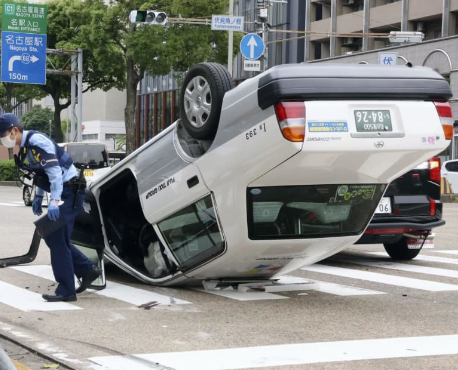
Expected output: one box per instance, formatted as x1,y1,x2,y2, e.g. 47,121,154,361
0,113,19,137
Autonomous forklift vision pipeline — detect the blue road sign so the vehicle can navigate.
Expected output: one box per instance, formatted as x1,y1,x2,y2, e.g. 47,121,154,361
240,33,265,60
1,31,47,84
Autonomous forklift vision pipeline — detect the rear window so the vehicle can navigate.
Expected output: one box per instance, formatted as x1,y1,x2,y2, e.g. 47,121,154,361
247,184,386,240
65,144,109,169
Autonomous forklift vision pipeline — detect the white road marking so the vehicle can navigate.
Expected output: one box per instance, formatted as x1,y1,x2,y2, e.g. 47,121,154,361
338,257,458,279
277,275,385,296
11,265,191,306
434,250,458,256
89,334,458,370
197,275,384,301
0,281,81,312
302,264,458,291
369,252,458,265
0,202,22,207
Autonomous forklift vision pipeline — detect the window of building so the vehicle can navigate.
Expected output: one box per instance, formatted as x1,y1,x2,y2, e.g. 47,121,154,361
82,134,98,140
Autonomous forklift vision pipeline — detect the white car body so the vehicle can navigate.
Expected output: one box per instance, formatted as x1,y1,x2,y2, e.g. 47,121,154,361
441,159,458,193
69,63,452,287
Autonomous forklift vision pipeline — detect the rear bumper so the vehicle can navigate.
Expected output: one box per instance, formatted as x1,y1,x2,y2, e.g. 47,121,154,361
356,219,445,245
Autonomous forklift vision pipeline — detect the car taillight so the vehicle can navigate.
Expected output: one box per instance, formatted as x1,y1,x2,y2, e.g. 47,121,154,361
274,101,305,142
429,157,441,183
429,198,436,216
434,101,454,140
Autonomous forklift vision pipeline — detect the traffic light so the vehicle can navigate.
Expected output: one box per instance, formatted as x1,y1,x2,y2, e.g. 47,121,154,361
129,10,168,25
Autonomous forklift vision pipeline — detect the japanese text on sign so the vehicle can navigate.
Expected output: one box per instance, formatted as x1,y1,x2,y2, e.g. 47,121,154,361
308,122,349,133
211,15,244,31
4,33,44,52
2,3,47,34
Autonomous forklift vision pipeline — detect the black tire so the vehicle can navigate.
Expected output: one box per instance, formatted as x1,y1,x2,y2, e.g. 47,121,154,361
180,62,233,140
23,186,33,206
383,237,421,260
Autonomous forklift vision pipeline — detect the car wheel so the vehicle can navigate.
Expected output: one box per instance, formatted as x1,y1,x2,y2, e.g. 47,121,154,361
23,186,33,206
180,62,233,140
383,237,421,260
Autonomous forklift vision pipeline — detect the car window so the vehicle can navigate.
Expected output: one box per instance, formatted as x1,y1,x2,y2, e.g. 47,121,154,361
65,144,109,169
157,195,224,272
247,184,386,239
445,161,458,172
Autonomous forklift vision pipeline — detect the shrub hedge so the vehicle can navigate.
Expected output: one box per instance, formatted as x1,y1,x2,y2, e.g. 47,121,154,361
0,160,16,181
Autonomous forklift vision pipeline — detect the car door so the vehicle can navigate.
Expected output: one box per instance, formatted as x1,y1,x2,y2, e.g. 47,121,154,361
442,160,458,193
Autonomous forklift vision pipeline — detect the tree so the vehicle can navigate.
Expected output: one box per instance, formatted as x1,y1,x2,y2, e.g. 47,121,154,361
21,106,54,136
38,0,126,143
87,0,241,154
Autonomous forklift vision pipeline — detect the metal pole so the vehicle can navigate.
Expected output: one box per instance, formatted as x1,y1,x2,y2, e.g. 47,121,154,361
362,0,370,51
401,0,409,31
442,0,451,37
304,0,311,62
330,0,336,57
70,54,76,142
77,48,83,142
228,0,234,76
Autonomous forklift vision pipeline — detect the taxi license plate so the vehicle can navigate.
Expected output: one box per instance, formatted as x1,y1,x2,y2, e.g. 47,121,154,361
84,169,94,177
354,110,392,132
376,197,391,214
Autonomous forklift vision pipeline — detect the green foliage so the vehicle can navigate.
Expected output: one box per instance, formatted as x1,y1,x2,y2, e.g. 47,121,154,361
21,106,54,134
0,160,16,181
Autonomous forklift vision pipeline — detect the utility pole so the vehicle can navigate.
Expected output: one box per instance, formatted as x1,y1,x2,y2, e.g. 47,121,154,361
257,0,269,71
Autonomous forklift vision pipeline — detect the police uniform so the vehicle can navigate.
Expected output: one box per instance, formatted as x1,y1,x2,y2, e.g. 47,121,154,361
0,114,99,301
19,130,95,299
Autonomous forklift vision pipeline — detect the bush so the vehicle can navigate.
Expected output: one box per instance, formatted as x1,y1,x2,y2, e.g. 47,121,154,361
0,159,17,181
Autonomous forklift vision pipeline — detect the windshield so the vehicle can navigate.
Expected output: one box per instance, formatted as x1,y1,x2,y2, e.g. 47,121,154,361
247,184,386,239
65,144,109,169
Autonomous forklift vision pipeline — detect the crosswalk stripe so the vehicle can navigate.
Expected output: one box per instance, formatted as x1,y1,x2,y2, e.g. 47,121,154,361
301,264,458,291
11,265,191,306
337,257,458,279
369,252,458,265
0,281,81,312
434,250,458,256
277,275,385,296
0,202,22,207
89,334,458,370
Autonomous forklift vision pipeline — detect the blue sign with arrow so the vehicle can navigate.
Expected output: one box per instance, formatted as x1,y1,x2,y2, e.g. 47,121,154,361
240,33,265,60
1,31,47,84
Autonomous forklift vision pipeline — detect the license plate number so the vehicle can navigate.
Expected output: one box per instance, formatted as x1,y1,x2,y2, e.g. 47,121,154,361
84,169,94,177
376,197,391,214
354,110,392,132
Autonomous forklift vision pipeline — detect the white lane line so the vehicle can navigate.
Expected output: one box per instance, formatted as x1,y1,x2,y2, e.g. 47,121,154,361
278,275,385,296
369,252,458,265
195,287,288,301
434,250,458,256
0,202,23,207
301,264,458,291
338,257,458,279
11,265,191,306
89,334,458,370
196,275,384,301
0,281,81,312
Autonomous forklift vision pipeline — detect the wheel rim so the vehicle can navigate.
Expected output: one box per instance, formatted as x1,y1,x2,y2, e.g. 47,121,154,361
183,76,212,129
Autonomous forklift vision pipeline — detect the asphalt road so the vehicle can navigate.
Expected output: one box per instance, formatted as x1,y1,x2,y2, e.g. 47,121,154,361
1,185,458,370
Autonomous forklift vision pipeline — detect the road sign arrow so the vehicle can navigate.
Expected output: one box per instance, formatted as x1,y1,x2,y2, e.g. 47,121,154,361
31,55,39,63
8,56,21,71
247,36,258,59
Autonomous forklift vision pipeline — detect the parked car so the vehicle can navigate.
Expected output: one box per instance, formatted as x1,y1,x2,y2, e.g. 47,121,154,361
441,158,458,193
355,157,445,260
5,62,453,288
22,141,110,206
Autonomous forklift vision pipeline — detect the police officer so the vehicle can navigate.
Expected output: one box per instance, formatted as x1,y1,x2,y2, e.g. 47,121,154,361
0,113,100,302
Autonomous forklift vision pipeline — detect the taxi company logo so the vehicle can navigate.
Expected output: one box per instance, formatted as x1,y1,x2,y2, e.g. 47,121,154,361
374,140,384,148
4,4,15,15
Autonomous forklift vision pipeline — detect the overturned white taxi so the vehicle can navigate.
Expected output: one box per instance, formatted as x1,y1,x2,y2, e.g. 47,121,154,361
58,63,455,287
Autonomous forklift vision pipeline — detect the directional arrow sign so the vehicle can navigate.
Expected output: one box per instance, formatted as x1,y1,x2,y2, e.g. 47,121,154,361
1,31,46,84
240,33,265,60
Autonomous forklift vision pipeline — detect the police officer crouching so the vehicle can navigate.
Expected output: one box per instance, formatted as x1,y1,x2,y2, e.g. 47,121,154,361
0,113,101,302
